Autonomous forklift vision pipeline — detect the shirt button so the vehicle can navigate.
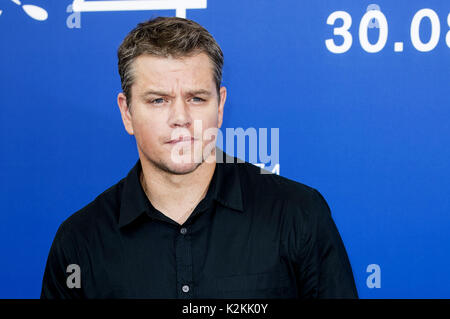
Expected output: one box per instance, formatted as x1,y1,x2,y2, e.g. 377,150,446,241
182,284,190,293
180,227,187,235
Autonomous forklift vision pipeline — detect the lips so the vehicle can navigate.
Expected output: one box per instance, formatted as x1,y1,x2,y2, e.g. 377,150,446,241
167,136,195,144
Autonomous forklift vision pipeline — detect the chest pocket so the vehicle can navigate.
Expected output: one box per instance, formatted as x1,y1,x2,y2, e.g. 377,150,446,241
215,270,296,298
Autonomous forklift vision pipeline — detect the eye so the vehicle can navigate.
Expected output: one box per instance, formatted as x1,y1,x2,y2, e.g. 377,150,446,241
150,98,165,104
191,97,205,103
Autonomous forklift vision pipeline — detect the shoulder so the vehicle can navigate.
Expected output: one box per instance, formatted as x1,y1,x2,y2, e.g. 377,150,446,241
56,178,125,243
237,161,324,207
235,160,333,232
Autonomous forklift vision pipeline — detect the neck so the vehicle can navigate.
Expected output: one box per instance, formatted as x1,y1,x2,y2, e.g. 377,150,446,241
139,153,216,225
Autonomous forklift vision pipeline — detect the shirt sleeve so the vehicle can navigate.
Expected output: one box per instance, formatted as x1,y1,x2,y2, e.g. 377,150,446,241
40,223,84,299
291,188,358,299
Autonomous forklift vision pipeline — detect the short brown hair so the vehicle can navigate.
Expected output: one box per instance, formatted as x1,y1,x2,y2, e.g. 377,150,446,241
117,16,224,108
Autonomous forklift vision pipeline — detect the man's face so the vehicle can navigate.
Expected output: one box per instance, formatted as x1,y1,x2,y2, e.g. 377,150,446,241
117,52,226,175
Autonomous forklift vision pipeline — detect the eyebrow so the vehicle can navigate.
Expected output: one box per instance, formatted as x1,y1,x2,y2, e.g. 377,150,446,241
140,90,171,99
140,89,213,99
186,89,212,96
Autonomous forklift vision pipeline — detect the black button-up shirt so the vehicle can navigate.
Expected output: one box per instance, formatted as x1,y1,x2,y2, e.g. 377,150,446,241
41,149,358,299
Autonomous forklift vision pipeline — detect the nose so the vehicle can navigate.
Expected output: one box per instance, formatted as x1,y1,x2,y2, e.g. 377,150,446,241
168,96,192,128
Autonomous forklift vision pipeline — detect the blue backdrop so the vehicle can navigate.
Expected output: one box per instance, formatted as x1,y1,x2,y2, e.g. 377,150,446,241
1,0,449,298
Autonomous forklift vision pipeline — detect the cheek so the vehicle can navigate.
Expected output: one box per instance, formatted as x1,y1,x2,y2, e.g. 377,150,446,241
200,116,220,143
132,113,164,147
199,108,219,128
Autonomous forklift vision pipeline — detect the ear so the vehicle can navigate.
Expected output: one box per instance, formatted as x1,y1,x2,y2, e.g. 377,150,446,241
217,86,227,129
117,92,134,135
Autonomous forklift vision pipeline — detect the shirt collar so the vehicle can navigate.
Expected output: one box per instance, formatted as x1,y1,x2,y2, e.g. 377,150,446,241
118,147,244,229
214,147,244,213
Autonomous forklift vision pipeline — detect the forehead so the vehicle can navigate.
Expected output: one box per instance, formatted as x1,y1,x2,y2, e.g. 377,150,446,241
131,52,215,92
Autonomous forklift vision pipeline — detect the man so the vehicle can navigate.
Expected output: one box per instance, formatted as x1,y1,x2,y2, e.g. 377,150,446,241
41,17,358,299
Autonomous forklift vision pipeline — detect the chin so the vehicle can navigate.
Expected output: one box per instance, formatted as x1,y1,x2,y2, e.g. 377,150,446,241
165,161,201,175
142,146,205,175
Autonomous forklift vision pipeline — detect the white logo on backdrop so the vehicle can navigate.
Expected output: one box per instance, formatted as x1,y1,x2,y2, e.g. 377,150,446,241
71,0,207,19
0,0,48,21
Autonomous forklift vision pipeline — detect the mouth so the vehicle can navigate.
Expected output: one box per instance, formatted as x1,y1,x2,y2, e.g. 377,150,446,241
167,136,196,144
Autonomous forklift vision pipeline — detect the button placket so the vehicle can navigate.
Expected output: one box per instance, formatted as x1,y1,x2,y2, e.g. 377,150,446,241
175,226,193,298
